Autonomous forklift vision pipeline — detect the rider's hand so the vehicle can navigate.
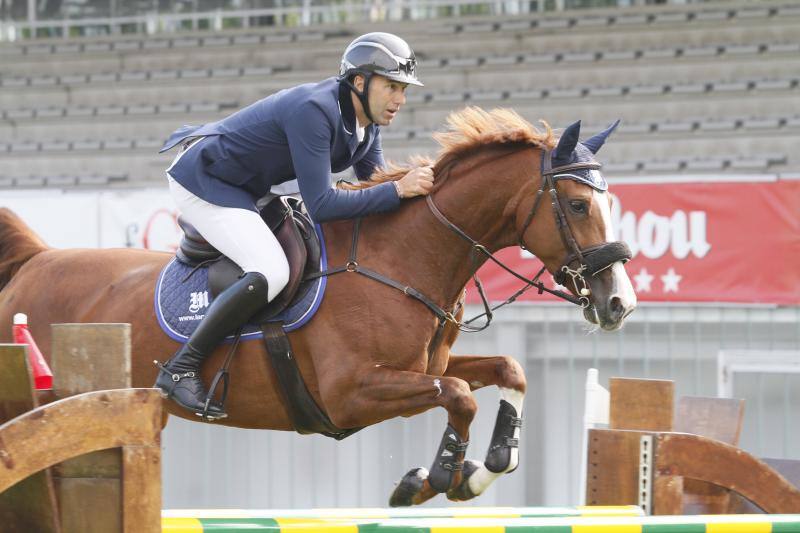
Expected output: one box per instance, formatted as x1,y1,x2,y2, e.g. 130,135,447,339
395,166,434,199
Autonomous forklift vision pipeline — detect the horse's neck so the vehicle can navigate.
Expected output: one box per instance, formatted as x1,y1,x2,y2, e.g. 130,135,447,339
366,145,538,308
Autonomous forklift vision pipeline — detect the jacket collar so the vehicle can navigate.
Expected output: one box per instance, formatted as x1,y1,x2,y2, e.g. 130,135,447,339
338,81,359,136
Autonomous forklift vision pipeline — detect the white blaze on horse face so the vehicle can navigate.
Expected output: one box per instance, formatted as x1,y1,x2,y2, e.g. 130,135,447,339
594,190,637,309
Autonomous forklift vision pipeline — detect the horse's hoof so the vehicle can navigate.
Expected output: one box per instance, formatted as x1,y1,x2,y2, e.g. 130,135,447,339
446,459,481,501
389,467,428,507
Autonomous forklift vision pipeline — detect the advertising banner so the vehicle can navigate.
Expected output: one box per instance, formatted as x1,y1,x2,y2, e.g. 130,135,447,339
470,178,800,305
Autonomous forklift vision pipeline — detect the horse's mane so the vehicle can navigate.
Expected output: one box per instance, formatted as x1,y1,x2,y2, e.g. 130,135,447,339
0,208,48,292
340,106,556,188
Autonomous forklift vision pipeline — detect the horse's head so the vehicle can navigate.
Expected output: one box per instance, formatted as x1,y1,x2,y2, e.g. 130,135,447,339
518,120,636,330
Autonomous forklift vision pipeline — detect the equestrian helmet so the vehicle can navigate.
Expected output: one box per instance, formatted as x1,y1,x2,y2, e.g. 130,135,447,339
338,32,423,87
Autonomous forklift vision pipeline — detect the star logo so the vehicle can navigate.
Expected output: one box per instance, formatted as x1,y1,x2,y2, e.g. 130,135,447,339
661,268,682,293
633,268,654,292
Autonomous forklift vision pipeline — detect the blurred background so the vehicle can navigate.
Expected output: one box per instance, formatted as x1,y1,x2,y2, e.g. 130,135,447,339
1,0,798,510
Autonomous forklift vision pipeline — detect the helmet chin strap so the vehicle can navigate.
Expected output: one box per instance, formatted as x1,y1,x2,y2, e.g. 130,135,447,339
342,73,375,125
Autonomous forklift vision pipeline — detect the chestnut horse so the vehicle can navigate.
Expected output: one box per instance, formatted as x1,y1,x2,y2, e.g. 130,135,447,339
0,107,635,505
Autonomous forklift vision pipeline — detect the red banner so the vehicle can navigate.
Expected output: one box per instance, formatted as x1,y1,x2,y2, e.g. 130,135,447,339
471,178,800,305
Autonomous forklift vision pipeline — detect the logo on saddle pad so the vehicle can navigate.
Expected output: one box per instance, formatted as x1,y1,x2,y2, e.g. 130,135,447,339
189,291,210,314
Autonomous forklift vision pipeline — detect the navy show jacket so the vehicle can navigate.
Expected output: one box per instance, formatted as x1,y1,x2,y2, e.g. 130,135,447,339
160,77,400,222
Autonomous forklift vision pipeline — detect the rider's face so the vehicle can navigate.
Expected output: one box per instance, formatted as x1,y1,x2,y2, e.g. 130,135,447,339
354,74,408,126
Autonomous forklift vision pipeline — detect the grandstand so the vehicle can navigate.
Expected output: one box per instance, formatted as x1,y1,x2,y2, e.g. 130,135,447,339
1,0,799,189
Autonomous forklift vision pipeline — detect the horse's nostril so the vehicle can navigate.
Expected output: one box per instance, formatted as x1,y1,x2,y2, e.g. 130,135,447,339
610,296,624,317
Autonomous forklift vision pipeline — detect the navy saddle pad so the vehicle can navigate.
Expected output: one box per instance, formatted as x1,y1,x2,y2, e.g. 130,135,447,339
154,225,328,343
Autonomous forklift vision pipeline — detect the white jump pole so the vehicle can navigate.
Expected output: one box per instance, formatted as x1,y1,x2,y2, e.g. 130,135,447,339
579,368,609,505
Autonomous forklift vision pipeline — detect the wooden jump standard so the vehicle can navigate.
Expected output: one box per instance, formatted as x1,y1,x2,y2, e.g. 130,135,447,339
587,377,800,515
0,323,162,533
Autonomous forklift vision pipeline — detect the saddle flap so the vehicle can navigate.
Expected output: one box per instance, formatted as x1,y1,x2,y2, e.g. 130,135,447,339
259,216,307,317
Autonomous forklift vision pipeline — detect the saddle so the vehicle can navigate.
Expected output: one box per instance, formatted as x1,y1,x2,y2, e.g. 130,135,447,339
175,196,357,440
176,195,321,322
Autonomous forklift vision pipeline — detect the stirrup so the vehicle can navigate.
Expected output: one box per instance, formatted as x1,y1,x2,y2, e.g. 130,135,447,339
196,327,242,421
198,397,227,421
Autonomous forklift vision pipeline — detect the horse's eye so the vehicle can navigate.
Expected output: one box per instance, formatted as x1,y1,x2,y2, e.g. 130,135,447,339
569,200,588,214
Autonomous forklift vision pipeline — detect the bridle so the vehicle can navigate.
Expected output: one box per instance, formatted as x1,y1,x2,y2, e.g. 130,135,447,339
425,148,632,328
520,148,632,300
309,148,632,339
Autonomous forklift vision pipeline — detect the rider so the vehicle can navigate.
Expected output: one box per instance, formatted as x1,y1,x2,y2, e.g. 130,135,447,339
155,32,434,419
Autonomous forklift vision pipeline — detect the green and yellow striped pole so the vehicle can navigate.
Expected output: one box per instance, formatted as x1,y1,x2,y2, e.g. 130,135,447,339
162,507,800,532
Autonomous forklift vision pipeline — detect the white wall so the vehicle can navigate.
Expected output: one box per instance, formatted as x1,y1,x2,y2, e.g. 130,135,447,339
1,188,179,251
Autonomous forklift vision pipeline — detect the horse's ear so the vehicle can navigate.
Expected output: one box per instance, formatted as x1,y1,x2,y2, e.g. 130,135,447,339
553,120,581,166
582,119,621,154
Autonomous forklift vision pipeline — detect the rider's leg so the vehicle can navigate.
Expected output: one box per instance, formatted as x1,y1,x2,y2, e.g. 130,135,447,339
155,178,290,418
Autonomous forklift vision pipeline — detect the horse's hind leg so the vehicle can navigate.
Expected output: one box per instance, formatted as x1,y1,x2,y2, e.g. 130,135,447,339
321,366,477,507
440,354,527,502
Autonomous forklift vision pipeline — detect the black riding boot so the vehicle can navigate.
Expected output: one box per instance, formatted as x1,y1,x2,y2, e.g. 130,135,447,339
155,272,270,419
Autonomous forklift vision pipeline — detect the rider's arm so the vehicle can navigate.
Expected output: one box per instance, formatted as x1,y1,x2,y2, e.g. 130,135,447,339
285,102,400,223
353,127,386,181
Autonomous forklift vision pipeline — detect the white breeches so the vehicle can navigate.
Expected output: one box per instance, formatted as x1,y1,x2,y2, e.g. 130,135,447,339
167,148,289,302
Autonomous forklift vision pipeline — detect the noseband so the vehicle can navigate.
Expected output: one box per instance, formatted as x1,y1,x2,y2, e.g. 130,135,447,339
427,148,632,315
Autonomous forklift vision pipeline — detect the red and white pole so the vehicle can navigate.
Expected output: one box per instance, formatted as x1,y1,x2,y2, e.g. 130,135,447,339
12,313,53,390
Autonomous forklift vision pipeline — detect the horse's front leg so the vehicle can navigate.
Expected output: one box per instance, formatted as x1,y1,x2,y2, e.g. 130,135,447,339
320,366,477,506
441,354,527,502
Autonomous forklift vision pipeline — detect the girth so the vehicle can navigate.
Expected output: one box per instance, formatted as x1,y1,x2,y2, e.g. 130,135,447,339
261,322,360,440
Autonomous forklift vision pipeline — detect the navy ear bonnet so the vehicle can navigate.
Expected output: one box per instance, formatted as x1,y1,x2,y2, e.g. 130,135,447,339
550,120,620,192
552,144,609,191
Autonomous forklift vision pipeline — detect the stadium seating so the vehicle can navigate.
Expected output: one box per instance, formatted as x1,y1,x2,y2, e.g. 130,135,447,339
0,0,798,188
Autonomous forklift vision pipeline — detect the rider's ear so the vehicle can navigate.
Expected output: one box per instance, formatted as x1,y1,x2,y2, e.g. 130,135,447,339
582,119,621,154
553,120,581,166
353,74,366,93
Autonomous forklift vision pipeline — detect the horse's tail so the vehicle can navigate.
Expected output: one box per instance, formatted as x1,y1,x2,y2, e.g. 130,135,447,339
0,208,48,292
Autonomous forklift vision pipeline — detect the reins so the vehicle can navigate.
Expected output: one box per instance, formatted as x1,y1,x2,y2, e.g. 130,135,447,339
307,148,632,349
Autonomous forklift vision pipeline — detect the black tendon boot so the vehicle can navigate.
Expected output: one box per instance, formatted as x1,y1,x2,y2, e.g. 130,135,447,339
155,272,270,419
